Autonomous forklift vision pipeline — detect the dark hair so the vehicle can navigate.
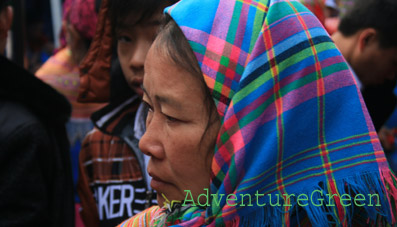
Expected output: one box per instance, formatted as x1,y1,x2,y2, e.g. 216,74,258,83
109,0,178,37
154,14,220,142
338,0,397,48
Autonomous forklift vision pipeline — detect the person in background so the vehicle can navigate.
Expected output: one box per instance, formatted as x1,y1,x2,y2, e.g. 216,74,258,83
338,0,355,17
332,0,397,132
323,0,340,34
379,102,397,173
324,0,339,18
332,0,397,175
35,0,104,226
77,0,177,226
0,0,74,226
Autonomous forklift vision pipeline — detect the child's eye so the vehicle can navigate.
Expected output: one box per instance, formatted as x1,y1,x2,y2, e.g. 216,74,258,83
117,36,131,42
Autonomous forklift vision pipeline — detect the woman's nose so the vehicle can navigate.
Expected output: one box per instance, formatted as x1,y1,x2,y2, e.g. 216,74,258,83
139,115,165,159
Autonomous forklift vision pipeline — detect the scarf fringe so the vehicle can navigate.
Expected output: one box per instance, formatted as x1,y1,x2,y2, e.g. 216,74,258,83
238,169,397,226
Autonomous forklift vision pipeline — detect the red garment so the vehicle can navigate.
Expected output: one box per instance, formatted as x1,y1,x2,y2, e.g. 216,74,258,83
300,0,326,24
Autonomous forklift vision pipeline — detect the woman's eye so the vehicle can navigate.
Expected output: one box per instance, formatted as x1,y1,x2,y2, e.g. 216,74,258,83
142,101,153,113
165,115,178,123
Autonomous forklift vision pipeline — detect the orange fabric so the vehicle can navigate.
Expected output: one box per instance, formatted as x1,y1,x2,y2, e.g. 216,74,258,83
78,0,113,103
117,206,161,227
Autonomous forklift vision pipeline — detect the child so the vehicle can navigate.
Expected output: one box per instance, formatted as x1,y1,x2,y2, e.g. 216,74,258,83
77,0,177,226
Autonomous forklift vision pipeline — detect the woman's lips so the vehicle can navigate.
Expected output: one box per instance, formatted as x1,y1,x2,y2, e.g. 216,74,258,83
149,173,169,191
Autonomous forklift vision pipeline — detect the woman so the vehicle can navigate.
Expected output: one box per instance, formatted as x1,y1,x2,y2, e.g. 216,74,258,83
120,0,397,225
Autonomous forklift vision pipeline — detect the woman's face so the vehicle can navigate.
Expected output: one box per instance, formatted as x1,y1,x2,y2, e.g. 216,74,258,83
139,44,220,206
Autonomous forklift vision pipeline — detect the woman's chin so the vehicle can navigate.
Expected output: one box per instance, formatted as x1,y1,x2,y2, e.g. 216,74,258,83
156,194,165,207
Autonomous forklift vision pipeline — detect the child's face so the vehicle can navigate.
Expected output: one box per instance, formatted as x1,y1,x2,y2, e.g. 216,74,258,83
116,12,163,97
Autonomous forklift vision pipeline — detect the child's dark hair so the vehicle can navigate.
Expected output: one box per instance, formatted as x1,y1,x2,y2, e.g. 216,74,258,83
154,14,220,143
338,0,397,48
109,0,178,36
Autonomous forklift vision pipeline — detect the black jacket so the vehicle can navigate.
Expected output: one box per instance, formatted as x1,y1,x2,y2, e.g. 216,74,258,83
361,80,397,132
0,55,75,227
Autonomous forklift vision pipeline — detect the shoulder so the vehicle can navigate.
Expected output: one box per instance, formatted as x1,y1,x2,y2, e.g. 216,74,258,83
36,48,74,76
0,56,71,120
0,101,50,152
0,101,44,138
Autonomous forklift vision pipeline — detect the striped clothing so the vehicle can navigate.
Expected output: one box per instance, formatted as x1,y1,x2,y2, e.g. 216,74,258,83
78,96,156,226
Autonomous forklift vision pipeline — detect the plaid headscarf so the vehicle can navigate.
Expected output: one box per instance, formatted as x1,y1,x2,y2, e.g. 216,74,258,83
119,0,397,226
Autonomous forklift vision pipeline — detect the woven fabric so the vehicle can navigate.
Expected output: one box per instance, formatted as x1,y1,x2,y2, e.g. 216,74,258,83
121,0,397,226
36,48,102,119
79,128,143,183
78,128,150,225
118,206,161,227
78,96,158,226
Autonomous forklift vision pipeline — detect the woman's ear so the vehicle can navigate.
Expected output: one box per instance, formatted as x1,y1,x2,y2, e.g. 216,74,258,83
357,28,377,53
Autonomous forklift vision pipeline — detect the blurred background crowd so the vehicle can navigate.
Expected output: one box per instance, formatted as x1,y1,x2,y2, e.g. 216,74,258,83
5,0,356,73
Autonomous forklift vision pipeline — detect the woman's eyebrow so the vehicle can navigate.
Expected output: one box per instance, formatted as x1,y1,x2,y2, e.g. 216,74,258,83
155,95,182,110
142,86,152,103
142,85,182,109
144,19,162,26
